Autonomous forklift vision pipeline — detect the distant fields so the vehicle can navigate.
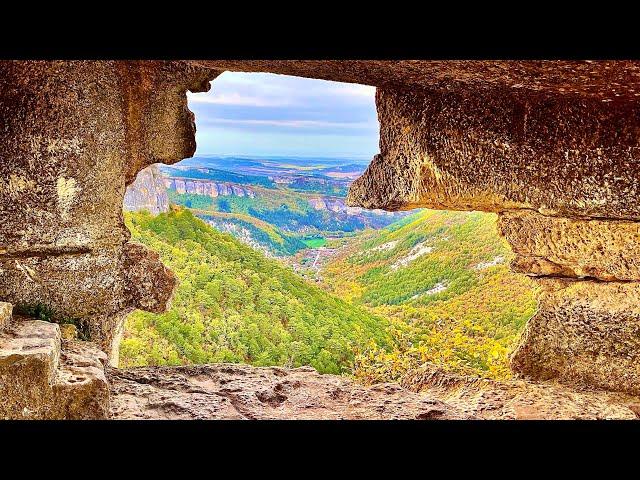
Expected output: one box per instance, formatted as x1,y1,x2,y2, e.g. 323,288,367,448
301,237,327,248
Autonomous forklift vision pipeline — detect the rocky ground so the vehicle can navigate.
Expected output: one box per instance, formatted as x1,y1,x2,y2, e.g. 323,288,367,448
108,364,469,420
401,365,640,420
108,363,640,420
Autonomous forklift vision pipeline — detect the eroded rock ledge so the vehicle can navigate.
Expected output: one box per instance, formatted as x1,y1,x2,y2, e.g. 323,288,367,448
108,364,469,420
107,363,640,420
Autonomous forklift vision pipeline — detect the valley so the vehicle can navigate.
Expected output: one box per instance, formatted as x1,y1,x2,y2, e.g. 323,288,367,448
160,156,405,259
122,155,538,382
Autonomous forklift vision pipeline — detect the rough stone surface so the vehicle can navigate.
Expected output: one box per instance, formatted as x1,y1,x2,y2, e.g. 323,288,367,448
194,60,640,100
108,363,640,420
0,319,60,419
4,59,640,413
52,339,110,419
108,364,469,420
123,241,178,315
499,210,640,281
123,164,170,215
0,317,109,419
347,87,640,220
510,279,640,396
0,61,219,359
0,302,11,331
401,364,640,420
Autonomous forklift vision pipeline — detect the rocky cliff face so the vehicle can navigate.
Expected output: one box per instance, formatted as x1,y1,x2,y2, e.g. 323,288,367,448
123,164,170,215
0,61,218,364
165,177,256,198
308,196,395,216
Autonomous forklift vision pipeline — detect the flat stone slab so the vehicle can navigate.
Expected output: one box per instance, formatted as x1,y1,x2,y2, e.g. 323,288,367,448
0,318,109,419
0,318,60,374
0,319,61,418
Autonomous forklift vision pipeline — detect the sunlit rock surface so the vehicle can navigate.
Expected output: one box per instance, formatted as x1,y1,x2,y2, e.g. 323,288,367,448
109,363,640,420
165,177,256,198
509,279,640,396
0,316,109,419
0,61,218,360
123,164,170,215
499,211,640,281
109,363,465,420
401,364,640,420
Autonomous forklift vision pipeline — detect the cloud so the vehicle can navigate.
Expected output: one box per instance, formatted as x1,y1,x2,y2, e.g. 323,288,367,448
189,72,376,108
187,92,293,107
199,117,378,130
327,82,376,98
188,72,379,156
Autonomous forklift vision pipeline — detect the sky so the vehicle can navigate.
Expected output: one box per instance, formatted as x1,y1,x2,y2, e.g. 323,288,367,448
187,72,379,159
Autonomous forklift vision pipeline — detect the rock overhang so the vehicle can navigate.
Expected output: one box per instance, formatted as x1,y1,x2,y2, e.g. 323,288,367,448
189,60,640,100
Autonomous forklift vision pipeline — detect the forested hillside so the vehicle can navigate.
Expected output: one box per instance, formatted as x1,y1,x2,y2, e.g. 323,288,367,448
195,210,307,257
120,209,390,374
321,209,538,381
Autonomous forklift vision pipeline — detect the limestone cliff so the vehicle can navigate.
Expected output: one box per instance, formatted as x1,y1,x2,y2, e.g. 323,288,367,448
123,164,170,215
165,177,256,198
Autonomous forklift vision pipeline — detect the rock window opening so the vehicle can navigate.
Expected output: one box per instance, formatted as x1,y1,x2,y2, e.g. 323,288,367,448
120,71,538,387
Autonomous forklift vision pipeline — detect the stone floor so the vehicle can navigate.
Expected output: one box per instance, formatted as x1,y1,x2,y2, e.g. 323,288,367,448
108,363,640,420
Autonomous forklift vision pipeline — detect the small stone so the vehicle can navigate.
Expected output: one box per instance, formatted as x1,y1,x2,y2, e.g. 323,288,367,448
60,324,78,340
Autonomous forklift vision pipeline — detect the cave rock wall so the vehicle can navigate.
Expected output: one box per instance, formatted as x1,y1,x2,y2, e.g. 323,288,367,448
2,59,640,409
0,61,219,363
